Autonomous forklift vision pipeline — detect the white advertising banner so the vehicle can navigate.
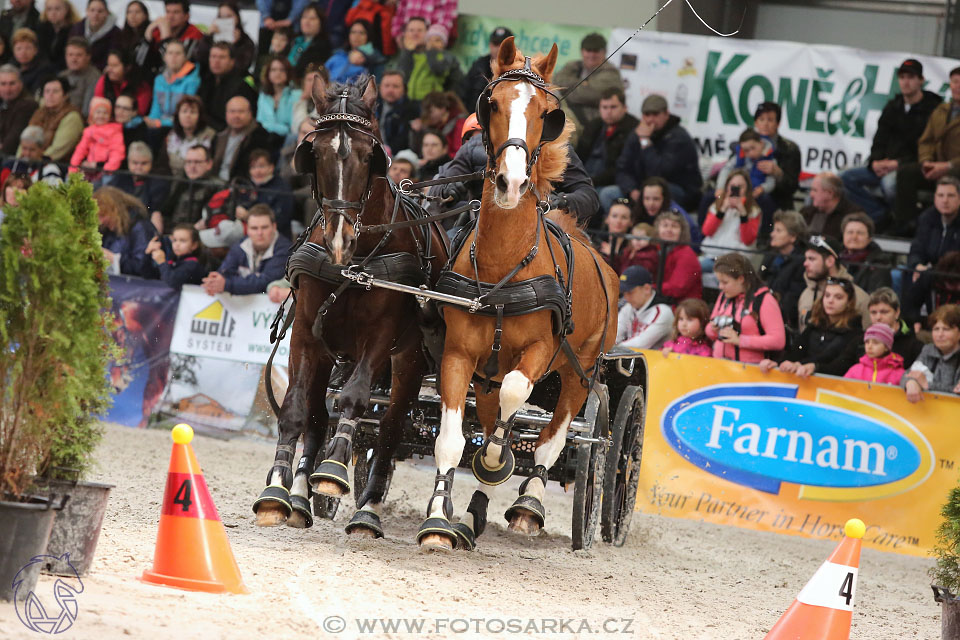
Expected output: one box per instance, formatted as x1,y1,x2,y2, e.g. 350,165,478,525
610,29,958,176
169,285,289,366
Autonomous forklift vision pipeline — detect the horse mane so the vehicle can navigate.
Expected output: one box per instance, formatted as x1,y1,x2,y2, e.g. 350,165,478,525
320,74,376,122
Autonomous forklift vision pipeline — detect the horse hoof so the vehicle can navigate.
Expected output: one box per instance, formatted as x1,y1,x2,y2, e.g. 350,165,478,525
419,533,455,551
313,479,350,498
286,510,308,528
345,510,384,538
417,517,458,550
349,527,379,539
255,504,288,527
508,513,542,536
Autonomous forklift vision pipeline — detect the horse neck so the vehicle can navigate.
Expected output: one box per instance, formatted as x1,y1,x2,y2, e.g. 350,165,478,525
473,180,540,280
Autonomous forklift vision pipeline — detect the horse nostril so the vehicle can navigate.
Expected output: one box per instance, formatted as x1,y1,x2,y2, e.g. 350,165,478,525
496,173,508,192
519,179,529,193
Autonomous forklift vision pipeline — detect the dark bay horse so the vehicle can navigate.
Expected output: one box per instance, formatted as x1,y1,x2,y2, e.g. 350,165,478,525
418,38,620,550
253,75,447,537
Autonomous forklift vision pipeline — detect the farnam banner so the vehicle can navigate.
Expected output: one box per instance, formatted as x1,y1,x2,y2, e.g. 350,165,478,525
610,29,958,177
637,351,960,557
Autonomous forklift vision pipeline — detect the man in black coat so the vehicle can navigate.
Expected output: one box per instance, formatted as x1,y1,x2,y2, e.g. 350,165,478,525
375,70,418,154
0,0,39,44
462,26,512,111
198,42,258,132
212,95,272,180
841,59,941,223
0,65,37,157
575,87,638,193
903,176,960,321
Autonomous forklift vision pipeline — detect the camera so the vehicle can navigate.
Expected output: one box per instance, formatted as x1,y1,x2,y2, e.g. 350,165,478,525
730,185,741,197
713,315,734,329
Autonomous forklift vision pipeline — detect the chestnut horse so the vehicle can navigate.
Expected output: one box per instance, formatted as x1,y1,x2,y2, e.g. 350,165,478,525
418,38,620,550
252,75,447,538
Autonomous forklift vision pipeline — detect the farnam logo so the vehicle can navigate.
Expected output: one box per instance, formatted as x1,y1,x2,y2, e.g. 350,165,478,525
661,383,934,502
191,300,235,338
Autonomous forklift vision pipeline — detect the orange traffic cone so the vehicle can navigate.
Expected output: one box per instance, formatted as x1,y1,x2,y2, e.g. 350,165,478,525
141,424,248,594
763,518,864,640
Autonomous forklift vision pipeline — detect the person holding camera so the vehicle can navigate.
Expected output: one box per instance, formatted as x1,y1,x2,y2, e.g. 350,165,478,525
705,253,785,363
700,169,762,274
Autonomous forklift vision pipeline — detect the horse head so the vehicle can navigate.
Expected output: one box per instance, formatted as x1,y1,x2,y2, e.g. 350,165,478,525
479,37,569,210
294,74,389,265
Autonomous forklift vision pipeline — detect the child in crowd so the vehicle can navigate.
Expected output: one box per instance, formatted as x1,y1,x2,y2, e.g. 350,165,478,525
394,19,461,100
255,27,292,81
904,304,960,402
618,223,659,278
662,298,712,357
147,223,206,290
69,97,125,176
715,128,777,200
844,323,905,385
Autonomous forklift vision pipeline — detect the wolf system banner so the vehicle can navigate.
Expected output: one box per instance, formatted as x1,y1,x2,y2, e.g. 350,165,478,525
637,352,960,556
610,29,957,177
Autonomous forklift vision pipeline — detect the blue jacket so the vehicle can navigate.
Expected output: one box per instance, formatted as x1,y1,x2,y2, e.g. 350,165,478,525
101,217,158,277
256,0,311,27
908,207,960,269
148,63,201,128
218,232,292,295
111,173,170,213
615,114,702,199
325,45,385,84
249,174,295,239
376,97,417,155
157,253,207,290
257,87,302,137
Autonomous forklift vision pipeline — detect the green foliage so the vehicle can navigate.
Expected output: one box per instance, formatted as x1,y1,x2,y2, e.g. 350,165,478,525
0,175,119,497
932,480,960,593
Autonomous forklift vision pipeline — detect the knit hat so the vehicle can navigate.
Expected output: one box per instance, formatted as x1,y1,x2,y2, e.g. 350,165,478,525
864,323,895,351
426,24,449,47
87,96,113,124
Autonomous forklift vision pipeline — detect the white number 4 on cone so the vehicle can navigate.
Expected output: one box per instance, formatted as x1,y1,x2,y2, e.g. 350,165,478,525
797,562,857,611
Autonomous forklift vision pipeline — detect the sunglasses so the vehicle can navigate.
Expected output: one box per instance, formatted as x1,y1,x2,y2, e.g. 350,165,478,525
809,235,838,259
825,277,854,293
614,197,631,205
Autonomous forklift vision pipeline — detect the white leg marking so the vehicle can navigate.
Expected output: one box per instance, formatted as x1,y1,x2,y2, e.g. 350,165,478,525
525,413,572,501
360,502,382,515
484,370,533,467
291,473,309,499
270,469,285,487
430,404,465,519
497,83,535,208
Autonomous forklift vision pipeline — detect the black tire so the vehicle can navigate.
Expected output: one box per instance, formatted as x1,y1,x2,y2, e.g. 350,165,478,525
601,385,645,546
571,385,609,551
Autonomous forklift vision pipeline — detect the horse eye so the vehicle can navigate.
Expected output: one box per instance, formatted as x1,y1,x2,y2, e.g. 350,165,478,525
490,101,499,112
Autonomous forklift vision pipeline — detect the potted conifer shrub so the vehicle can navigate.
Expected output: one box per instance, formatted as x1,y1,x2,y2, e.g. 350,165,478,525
0,175,117,599
932,479,960,639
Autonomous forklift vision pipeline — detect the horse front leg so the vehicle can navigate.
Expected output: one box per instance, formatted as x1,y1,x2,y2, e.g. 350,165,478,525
452,387,500,551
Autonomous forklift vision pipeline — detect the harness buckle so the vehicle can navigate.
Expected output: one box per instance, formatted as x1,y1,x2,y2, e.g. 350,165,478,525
398,178,413,194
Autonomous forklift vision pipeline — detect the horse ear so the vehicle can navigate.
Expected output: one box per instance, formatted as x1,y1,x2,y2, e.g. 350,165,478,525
362,75,378,110
495,36,516,74
536,44,560,82
311,73,328,112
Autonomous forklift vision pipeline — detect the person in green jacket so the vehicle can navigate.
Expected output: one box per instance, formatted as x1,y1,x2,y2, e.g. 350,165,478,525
392,18,461,102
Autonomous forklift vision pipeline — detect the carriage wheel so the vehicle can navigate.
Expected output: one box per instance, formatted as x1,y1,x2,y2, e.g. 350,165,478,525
571,385,609,551
601,385,645,546
352,447,394,507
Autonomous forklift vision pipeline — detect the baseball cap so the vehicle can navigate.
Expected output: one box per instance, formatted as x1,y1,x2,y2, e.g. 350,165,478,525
619,265,653,293
490,27,513,46
199,219,245,249
641,94,668,114
898,58,923,77
581,33,606,52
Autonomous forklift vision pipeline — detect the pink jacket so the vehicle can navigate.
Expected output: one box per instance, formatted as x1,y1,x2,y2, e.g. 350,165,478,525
663,335,712,357
705,287,786,363
69,122,125,172
844,352,904,385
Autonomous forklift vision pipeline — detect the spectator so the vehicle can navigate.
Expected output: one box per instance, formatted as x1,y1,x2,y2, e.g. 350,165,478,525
288,3,331,80
69,96,124,177
146,0,204,62
417,128,450,179
554,33,623,136
198,41,257,132
376,69,416,154
388,150,417,183
197,2,255,77
0,0,40,45
389,0,457,47
291,62,327,134
711,128,777,224
325,19,383,84
933,251,960,310
700,169,760,268
842,59,941,224
0,171,31,225
94,185,158,276
345,0,397,56
67,0,119,70
147,223,206,289
94,50,152,117
0,64,37,156
661,298,712,357
164,94,215,176
904,304,960,402
759,210,807,328
258,0,309,52
114,94,148,151
24,76,82,161
118,1,160,74
903,176,960,322
413,91,465,155
238,149,294,238
257,55,301,141
632,177,701,242
576,86,638,209
0,33,8,66
254,25,291,81
213,95,272,180
761,278,864,377
394,20,461,101
36,0,78,72
654,209,702,304
839,211,892,293
894,67,960,236
11,28,55,95
112,141,169,215
844,323,905,385
800,172,861,240
615,94,701,210
2,125,67,185
616,265,674,349
202,204,292,295
159,144,223,232
705,252,785,363
598,198,632,274
751,101,801,214
146,40,199,129
59,37,100,117
463,26,511,109
866,287,924,368
798,234,871,332
619,223,659,278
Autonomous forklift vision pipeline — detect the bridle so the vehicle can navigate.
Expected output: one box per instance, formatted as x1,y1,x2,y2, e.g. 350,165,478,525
475,57,566,180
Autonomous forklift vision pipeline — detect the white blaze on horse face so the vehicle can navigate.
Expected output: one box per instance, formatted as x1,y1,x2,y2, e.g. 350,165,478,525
430,403,466,519
329,130,350,260
497,83,535,208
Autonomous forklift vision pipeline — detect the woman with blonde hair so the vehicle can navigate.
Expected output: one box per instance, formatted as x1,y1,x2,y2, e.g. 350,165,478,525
94,186,157,277
654,209,702,303
37,0,80,71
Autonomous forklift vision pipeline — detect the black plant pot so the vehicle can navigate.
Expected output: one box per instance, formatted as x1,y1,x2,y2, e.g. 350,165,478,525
0,495,63,601
35,478,114,577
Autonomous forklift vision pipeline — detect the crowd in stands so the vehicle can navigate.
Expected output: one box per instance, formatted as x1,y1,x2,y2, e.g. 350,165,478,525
0,0,958,399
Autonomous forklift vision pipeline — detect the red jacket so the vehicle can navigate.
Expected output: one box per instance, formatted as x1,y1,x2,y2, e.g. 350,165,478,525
660,244,702,303
69,122,125,171
844,352,904,385
345,0,397,55
94,75,152,116
616,244,659,279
